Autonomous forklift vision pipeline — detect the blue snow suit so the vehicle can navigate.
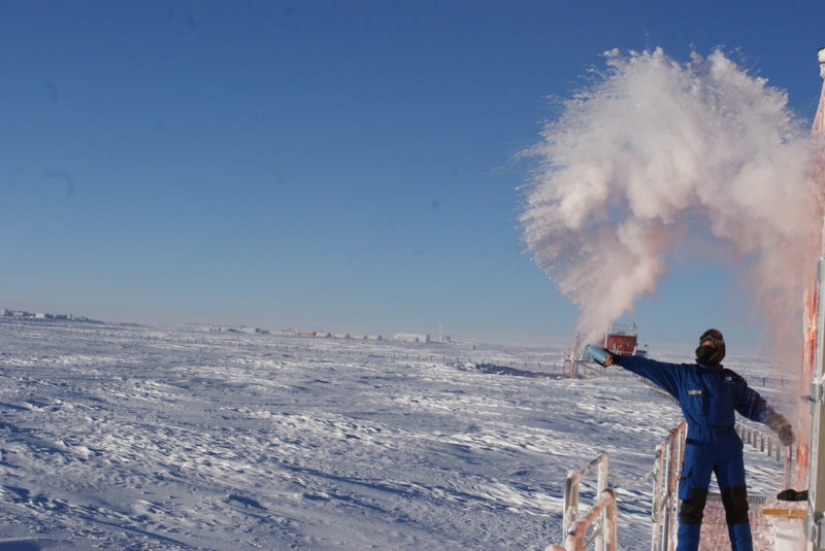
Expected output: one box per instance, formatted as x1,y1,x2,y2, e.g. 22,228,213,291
616,355,775,551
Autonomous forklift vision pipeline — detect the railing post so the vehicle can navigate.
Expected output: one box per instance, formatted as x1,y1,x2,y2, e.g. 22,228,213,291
650,420,686,551
650,445,665,551
558,451,612,551
662,442,674,551
671,437,680,550
606,489,618,551
784,445,794,490
562,489,617,551
563,476,579,542
597,453,609,551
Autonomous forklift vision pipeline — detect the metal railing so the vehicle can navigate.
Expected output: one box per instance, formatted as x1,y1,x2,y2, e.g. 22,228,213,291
548,451,617,551
549,489,618,551
650,420,687,551
735,422,795,463
548,417,797,551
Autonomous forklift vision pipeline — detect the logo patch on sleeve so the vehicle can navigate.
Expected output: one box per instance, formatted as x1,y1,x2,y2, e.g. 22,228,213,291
688,389,704,396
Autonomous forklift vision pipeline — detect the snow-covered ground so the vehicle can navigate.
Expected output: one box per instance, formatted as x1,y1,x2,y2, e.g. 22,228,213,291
0,318,796,550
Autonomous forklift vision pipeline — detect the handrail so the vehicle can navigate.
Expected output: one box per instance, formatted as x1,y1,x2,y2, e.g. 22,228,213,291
563,451,610,546
734,421,798,489
549,451,615,551
551,418,795,551
650,420,686,551
562,490,618,551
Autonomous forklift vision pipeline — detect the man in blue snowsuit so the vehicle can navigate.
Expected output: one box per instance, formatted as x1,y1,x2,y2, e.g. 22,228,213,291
588,329,795,551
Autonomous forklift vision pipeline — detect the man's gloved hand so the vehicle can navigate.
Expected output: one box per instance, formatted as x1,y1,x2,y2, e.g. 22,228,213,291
767,413,796,446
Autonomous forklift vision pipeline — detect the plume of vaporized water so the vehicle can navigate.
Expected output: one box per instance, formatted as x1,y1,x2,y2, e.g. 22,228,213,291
519,48,824,349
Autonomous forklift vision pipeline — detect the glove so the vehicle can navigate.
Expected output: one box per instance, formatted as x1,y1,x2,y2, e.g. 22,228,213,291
767,413,796,446
585,345,615,367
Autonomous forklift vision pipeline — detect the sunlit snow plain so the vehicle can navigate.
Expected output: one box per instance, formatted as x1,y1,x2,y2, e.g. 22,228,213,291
0,318,795,550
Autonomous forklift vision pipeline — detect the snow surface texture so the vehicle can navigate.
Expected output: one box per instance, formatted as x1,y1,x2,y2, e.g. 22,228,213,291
519,48,823,349
0,319,793,550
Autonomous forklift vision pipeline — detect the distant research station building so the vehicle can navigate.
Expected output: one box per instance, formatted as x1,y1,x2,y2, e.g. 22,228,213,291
393,333,430,344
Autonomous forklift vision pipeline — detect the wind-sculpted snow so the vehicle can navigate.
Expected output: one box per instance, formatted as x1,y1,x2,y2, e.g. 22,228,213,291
0,320,788,550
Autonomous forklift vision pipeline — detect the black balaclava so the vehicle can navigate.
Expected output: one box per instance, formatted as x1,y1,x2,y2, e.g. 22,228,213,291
695,328,725,366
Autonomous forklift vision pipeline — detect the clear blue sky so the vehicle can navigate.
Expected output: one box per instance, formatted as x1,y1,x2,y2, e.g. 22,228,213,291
2,1,825,347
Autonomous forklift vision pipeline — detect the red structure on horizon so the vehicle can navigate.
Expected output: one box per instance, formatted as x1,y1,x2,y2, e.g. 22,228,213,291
603,323,638,356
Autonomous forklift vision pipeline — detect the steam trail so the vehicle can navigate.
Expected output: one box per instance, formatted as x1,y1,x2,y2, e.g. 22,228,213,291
519,48,824,348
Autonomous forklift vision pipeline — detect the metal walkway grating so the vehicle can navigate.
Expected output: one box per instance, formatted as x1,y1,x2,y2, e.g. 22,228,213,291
698,494,775,551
